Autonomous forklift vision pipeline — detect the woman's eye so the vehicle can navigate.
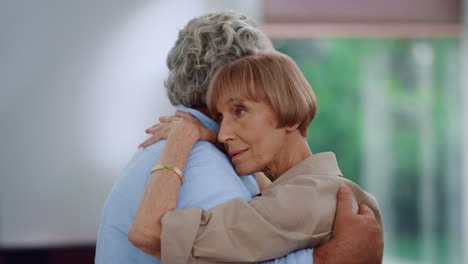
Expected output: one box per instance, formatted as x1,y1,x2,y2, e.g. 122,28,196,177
235,109,246,116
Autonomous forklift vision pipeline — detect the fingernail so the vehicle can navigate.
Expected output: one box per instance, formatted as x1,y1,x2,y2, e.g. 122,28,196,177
340,186,350,193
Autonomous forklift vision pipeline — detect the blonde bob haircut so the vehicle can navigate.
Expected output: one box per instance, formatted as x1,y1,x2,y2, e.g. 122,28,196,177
207,52,317,137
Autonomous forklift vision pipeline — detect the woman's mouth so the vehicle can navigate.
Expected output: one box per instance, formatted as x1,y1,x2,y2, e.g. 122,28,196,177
229,149,248,160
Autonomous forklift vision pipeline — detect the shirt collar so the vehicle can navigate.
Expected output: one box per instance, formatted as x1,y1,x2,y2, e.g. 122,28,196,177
176,105,220,132
266,152,343,190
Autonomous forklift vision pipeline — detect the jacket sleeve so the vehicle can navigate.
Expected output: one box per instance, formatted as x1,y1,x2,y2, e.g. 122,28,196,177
160,174,349,263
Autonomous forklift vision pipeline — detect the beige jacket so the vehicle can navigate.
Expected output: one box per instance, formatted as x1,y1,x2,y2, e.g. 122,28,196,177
161,152,382,263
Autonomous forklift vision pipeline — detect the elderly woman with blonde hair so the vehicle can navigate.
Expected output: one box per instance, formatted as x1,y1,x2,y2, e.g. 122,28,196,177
129,51,383,263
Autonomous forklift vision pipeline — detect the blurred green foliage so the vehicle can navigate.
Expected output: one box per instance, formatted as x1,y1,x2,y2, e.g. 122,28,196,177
274,38,462,263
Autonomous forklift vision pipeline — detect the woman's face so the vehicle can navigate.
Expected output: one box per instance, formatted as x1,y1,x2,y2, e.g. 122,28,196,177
216,96,288,176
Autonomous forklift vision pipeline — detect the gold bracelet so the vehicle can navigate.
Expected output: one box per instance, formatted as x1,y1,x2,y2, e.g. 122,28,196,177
151,164,184,184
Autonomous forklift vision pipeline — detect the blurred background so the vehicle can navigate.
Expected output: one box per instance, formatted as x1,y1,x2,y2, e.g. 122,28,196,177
0,0,466,263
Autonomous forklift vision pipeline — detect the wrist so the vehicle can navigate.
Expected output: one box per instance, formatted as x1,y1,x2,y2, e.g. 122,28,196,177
152,164,184,184
167,125,200,143
202,129,218,144
160,130,198,169
313,247,326,264
313,240,339,264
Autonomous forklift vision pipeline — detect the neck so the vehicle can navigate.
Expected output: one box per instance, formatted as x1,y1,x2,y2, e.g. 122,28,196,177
263,132,312,181
194,107,211,117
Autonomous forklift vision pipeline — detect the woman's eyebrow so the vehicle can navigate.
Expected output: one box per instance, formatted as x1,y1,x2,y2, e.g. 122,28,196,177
225,98,245,105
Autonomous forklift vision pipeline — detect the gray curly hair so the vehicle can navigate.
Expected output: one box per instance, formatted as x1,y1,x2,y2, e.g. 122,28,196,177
165,11,273,108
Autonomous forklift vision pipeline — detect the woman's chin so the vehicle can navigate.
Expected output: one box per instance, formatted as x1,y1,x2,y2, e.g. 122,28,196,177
234,164,258,177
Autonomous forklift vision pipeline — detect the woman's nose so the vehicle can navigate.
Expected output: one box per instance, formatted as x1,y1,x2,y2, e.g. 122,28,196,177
218,119,234,143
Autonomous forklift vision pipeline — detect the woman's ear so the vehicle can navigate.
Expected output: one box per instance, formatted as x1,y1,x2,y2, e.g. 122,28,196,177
285,122,300,133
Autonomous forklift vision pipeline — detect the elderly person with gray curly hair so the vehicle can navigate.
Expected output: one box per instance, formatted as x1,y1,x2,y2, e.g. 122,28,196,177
95,11,383,264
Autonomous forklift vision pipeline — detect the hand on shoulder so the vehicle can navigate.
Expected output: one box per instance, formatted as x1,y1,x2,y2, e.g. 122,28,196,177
314,186,383,264
139,111,217,148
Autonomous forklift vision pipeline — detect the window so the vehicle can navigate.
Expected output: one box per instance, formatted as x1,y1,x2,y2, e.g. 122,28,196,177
274,38,462,264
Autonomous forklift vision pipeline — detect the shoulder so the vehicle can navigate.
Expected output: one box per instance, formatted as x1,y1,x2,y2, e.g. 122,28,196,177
265,173,343,196
255,174,343,229
184,141,243,174
104,141,166,208
177,141,256,209
184,141,247,186
187,141,229,165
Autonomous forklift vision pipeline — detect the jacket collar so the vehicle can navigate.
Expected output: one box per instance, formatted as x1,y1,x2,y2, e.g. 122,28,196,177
266,152,343,190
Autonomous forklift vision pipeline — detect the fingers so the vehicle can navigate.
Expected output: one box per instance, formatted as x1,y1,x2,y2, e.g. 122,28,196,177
140,111,196,148
335,186,354,219
358,204,375,217
139,134,162,148
140,125,170,147
159,115,180,123
154,112,193,126
175,110,194,119
145,124,161,134
146,113,184,134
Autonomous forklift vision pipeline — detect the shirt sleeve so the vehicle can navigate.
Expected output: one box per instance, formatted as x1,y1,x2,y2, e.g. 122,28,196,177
258,249,314,264
161,173,346,263
177,141,255,210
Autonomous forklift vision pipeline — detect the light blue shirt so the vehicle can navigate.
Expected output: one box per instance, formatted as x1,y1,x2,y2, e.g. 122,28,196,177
95,105,313,264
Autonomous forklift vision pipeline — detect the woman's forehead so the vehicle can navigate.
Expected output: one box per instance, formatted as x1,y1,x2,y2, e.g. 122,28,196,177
215,95,271,114
215,96,247,110
225,97,248,105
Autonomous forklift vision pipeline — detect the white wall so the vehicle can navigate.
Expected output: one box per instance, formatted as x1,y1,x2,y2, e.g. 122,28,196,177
0,0,260,248
462,0,468,262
